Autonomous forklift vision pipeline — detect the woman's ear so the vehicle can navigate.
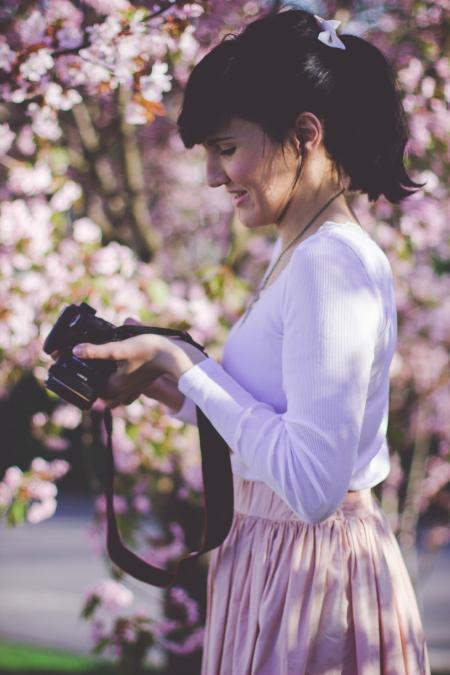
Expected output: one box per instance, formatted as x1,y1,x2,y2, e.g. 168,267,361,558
294,112,323,154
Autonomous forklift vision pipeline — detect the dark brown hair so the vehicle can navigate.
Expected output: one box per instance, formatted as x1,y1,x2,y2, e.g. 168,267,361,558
177,8,423,203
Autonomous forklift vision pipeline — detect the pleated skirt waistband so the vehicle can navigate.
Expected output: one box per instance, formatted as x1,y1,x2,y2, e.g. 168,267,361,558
232,473,375,523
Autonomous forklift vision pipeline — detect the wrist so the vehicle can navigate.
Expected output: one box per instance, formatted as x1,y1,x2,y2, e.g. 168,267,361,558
159,343,206,384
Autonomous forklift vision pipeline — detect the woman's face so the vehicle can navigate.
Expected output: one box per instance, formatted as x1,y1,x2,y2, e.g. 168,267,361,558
202,117,299,229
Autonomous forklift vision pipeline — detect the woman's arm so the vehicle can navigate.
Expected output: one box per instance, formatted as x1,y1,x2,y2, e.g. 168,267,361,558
169,236,382,523
168,392,198,425
168,237,283,428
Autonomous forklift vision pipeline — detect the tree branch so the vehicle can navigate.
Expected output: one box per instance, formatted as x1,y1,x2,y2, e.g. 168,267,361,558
118,86,162,260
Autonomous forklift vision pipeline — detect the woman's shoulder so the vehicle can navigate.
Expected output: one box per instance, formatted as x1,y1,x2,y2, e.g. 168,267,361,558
291,222,395,286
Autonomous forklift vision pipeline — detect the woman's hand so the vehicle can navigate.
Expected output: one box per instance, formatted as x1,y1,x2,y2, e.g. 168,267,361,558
91,319,191,409
68,317,207,409
141,373,186,412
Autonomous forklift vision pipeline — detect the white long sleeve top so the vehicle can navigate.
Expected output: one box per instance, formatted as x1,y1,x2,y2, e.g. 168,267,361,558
170,221,398,523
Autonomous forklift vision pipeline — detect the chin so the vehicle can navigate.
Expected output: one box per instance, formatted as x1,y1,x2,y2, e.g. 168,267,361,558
237,211,270,229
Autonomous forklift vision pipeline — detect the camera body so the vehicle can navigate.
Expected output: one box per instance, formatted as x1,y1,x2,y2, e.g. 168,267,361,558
43,302,122,410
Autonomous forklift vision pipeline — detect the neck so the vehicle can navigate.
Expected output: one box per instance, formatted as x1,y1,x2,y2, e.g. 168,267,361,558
274,179,356,250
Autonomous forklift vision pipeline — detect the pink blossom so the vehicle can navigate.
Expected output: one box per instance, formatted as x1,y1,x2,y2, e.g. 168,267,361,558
50,181,82,211
16,125,35,155
31,412,48,428
73,217,102,244
88,579,133,611
20,270,46,295
133,495,151,514
117,34,143,62
124,399,144,423
407,342,449,392
20,49,54,82
90,243,122,275
0,124,14,156
85,15,121,47
57,26,83,50
140,62,172,103
0,40,15,73
408,113,432,154
51,405,82,429
146,32,176,60
180,462,203,493
110,417,134,453
420,76,435,98
8,162,53,196
83,0,131,12
30,457,50,474
28,103,62,141
6,296,39,348
27,479,57,501
177,25,200,62
46,436,70,451
153,618,180,638
3,466,23,491
114,449,140,474
91,619,105,644
27,497,57,523
95,494,128,515
48,459,71,480
44,83,82,111
177,486,189,499
17,11,47,47
419,456,450,512
435,57,450,80
170,586,200,624
188,296,220,336
10,89,27,104
124,102,147,125
438,439,450,457
144,522,185,567
180,4,205,19
46,0,84,25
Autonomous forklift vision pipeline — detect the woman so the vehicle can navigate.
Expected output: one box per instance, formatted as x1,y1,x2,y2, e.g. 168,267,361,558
72,9,431,674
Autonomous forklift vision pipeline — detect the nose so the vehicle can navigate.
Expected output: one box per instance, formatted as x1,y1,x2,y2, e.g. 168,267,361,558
206,154,229,188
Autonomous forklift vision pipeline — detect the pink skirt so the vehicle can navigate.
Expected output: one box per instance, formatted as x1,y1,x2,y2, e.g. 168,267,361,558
201,473,430,675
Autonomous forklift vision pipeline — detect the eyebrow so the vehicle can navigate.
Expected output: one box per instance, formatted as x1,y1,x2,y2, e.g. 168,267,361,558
204,135,235,146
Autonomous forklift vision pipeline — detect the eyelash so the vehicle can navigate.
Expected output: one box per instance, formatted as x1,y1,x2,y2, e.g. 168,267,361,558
220,147,236,156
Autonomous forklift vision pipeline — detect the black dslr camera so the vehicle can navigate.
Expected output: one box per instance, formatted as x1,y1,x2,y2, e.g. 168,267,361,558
43,302,207,411
43,303,233,588
43,303,126,410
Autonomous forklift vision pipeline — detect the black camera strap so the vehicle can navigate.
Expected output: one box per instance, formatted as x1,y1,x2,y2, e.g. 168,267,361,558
101,327,234,588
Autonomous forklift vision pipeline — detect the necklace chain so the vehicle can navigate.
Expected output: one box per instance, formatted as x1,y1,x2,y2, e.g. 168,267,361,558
240,187,345,325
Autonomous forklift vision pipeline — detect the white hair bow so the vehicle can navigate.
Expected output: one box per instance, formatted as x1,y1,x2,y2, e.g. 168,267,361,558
314,15,346,50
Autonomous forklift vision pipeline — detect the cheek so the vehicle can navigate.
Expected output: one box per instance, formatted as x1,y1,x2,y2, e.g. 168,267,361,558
231,154,261,187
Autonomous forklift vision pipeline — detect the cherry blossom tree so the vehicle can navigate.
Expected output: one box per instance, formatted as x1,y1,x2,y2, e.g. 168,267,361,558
0,0,448,670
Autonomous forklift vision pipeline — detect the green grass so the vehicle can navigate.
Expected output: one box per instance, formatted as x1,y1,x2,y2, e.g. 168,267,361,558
0,640,115,673
0,640,169,674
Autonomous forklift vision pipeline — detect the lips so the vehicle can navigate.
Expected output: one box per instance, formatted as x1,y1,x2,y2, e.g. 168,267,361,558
230,190,248,206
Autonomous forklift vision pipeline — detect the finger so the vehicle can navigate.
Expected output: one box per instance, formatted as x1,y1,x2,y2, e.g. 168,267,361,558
124,317,141,325
72,342,115,360
73,336,159,362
